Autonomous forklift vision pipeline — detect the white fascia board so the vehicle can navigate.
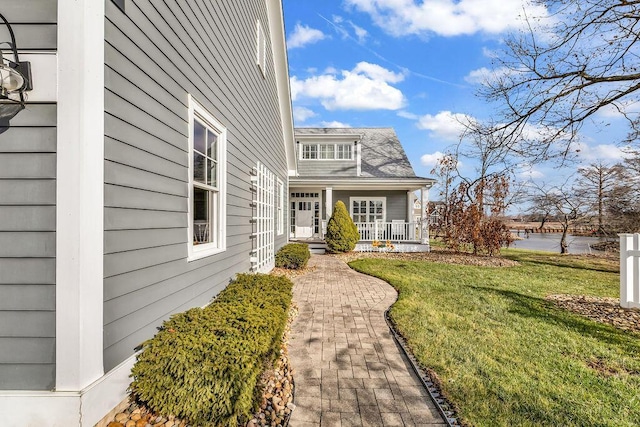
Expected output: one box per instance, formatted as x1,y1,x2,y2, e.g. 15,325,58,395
290,178,436,191
295,133,363,143
266,0,296,174
56,0,105,391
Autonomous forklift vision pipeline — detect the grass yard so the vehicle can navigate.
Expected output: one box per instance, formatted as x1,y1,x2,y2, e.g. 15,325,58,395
349,249,640,427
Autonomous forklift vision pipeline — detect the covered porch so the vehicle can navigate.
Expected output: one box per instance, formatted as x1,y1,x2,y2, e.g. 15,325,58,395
288,178,435,252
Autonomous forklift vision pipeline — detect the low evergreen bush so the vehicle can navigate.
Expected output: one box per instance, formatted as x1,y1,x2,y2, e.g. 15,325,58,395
130,274,293,427
325,200,359,253
275,243,310,269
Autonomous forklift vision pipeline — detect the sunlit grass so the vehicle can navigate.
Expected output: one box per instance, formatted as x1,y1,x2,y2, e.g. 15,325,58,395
349,251,640,427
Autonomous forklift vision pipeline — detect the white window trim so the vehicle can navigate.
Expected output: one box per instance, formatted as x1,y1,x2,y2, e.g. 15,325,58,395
277,178,284,235
252,162,275,272
188,95,227,261
256,19,267,78
349,196,387,223
300,143,353,160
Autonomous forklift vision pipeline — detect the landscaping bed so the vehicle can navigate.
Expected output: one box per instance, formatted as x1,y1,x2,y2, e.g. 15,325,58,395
106,303,298,427
333,249,519,267
105,273,296,427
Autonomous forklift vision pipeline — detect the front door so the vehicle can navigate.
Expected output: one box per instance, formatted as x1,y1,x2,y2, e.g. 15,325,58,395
296,201,314,238
290,192,321,239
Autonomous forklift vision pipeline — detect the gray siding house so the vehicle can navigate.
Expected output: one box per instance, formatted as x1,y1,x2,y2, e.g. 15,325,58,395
0,0,295,425
291,128,435,251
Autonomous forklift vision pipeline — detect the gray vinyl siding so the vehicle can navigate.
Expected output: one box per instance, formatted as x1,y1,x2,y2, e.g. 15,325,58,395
103,0,289,371
297,159,357,177
332,190,409,222
0,1,57,390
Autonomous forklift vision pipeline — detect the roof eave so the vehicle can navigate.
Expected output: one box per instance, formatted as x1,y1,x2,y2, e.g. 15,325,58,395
289,177,436,191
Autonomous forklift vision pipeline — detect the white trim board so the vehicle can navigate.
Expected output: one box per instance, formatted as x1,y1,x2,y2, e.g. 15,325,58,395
56,0,105,391
0,355,135,427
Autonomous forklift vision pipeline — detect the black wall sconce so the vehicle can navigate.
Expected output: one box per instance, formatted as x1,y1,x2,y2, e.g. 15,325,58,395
0,12,33,129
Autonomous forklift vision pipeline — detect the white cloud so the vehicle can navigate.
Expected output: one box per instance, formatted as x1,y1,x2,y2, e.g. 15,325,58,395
293,106,317,123
287,23,326,49
595,100,640,119
397,110,419,120
350,22,369,42
464,66,512,85
517,165,544,179
320,121,352,128
420,151,463,169
290,62,406,110
572,142,629,162
331,15,369,43
420,151,446,167
417,111,474,141
352,62,405,83
344,0,549,37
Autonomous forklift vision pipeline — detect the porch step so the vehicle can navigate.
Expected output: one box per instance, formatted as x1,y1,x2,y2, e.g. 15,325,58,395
307,242,327,255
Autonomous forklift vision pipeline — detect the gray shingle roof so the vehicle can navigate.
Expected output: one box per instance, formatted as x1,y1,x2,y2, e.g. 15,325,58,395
295,127,420,178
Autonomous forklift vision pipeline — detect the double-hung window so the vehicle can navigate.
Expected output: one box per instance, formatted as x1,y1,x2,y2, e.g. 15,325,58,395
302,144,318,159
319,144,335,159
336,144,352,159
350,197,386,223
188,95,226,260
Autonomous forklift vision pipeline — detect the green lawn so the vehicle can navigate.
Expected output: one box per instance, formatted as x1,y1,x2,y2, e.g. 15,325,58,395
349,249,640,427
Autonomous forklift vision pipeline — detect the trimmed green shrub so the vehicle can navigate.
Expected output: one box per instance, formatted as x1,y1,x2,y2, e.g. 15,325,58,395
130,274,293,427
325,200,359,253
275,243,310,269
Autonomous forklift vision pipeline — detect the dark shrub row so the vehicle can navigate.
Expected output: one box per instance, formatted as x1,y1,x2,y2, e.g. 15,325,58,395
130,273,293,427
275,243,311,269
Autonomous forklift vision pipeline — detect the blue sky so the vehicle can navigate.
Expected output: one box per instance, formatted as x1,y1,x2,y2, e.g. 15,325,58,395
281,0,632,204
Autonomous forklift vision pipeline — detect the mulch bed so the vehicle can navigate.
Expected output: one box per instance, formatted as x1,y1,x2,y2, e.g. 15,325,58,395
547,294,640,335
331,249,520,268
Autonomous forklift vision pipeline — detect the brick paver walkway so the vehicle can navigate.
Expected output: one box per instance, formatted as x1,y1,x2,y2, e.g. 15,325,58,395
289,255,446,427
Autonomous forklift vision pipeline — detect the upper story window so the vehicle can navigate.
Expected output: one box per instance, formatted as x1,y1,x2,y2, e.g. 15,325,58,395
302,144,318,159
188,95,227,260
336,144,352,159
301,143,353,160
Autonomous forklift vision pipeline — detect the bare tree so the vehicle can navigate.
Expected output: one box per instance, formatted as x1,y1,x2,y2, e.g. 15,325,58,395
574,162,625,235
527,197,555,230
455,120,526,212
529,181,586,253
482,0,640,158
607,151,640,232
430,153,460,239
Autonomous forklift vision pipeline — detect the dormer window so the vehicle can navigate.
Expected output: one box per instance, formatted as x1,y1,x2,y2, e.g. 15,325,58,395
301,143,353,160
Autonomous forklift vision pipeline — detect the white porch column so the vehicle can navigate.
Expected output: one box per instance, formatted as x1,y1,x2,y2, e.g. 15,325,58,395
326,187,333,219
56,0,105,391
407,190,413,222
420,186,429,244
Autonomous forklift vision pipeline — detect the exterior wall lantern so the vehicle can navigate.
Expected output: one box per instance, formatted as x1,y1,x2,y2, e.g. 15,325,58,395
0,13,33,128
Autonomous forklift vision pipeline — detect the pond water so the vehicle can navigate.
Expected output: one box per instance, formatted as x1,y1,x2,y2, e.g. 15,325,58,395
508,231,616,254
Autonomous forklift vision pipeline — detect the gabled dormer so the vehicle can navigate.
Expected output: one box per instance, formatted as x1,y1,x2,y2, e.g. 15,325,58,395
296,131,363,177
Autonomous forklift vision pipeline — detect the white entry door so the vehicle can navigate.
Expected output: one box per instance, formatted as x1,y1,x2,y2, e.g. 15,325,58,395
296,201,314,238
290,192,321,239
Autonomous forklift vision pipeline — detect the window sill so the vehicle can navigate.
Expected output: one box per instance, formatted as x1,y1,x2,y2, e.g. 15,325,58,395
188,245,226,262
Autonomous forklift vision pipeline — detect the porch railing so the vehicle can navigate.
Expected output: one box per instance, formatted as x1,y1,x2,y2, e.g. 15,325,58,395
354,221,422,242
